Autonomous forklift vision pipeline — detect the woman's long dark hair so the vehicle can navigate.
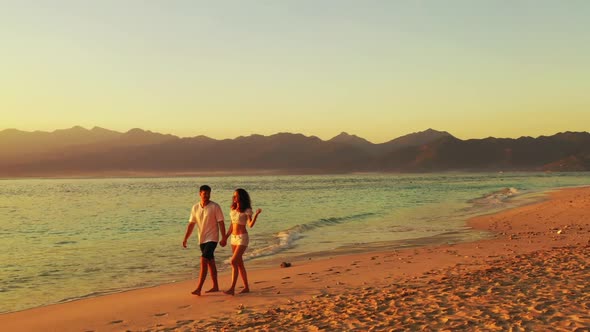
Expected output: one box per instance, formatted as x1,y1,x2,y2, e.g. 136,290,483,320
232,188,251,212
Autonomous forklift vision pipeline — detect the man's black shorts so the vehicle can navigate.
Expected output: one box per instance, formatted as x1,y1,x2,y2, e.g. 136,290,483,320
199,241,218,260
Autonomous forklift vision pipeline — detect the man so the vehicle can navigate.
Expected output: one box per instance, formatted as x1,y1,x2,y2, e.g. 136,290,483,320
182,185,227,296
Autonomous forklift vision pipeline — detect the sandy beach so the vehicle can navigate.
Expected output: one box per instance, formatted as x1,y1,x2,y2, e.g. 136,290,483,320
1,186,589,331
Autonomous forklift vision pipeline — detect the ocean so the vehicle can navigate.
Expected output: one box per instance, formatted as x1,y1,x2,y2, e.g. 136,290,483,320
1,172,589,313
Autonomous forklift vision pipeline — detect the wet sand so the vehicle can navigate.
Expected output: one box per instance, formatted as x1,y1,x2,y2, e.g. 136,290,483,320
1,186,589,331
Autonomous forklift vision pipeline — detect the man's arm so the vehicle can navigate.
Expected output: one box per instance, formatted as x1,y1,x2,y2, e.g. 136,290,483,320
182,223,196,248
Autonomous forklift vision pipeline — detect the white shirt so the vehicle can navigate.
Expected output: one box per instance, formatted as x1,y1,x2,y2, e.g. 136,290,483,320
188,201,224,244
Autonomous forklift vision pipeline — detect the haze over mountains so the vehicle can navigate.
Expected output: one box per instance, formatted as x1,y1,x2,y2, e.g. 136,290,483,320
1,126,589,177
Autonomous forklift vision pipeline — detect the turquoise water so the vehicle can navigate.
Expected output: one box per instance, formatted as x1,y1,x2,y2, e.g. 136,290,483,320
1,172,589,313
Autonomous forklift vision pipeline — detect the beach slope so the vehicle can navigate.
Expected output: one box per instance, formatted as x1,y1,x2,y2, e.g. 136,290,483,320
1,187,589,331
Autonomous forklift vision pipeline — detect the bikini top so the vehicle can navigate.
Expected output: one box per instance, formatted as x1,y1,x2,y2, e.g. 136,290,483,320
230,208,252,226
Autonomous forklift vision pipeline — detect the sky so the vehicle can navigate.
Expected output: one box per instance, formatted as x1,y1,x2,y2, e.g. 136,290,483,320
1,1,589,143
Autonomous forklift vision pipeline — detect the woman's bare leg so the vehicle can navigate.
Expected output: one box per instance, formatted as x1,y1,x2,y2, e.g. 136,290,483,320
225,245,248,295
238,257,249,294
224,245,238,295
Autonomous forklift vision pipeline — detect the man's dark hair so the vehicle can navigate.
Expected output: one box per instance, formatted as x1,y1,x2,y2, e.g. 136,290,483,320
199,185,211,192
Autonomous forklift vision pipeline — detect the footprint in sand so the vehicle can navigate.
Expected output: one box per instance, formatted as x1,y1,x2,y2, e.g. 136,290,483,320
254,280,267,284
108,320,123,325
175,320,194,327
154,312,168,317
178,304,191,309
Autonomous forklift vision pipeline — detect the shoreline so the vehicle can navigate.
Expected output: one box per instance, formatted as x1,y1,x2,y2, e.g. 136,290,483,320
1,186,589,331
0,225,491,315
0,182,535,315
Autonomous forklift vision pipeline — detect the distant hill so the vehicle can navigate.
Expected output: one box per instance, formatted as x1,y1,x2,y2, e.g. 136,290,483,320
0,127,589,177
328,132,374,148
380,128,454,150
0,127,178,165
377,132,590,172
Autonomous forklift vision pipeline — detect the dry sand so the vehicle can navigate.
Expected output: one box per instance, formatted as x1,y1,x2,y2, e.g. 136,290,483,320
1,186,589,331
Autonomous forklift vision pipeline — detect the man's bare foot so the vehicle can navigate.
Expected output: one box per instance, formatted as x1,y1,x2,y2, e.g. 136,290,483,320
224,289,235,296
239,288,250,294
205,287,219,293
191,289,201,296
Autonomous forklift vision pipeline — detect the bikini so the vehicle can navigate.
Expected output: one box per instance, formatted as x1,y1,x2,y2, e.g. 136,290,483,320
230,209,251,247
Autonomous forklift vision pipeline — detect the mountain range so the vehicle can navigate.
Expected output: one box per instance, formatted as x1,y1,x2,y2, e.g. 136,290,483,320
1,126,589,177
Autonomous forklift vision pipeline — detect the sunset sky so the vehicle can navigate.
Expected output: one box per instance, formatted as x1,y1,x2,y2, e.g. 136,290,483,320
1,1,589,143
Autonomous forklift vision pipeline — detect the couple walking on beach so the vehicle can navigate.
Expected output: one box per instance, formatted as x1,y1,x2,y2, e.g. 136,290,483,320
182,185,262,296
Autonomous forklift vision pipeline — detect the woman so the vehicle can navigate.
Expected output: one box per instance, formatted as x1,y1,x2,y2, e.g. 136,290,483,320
224,188,262,295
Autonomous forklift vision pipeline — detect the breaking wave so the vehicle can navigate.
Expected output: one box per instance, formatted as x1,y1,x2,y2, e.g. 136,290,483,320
243,212,376,261
469,187,520,206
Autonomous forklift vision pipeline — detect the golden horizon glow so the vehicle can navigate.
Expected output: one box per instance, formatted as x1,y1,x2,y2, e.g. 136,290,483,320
1,1,589,143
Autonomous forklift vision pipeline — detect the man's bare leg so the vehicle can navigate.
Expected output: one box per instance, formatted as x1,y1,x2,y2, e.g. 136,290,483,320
205,258,219,293
192,256,208,296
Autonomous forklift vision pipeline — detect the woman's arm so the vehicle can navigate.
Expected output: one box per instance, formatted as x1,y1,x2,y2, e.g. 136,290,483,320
224,209,234,238
248,208,262,228
225,222,233,238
